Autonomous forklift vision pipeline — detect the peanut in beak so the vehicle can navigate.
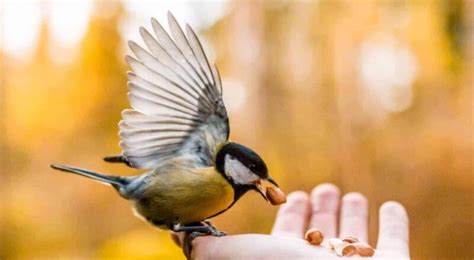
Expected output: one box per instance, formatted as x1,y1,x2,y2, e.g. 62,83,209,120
265,186,287,205
254,178,286,205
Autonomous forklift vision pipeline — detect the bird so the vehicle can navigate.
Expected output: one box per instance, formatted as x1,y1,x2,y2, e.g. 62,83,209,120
51,12,279,237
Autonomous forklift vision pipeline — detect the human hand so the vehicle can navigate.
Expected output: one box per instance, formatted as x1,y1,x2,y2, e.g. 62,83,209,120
172,183,409,259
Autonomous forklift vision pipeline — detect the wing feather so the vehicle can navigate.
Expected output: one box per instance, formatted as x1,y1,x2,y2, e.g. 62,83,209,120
129,83,198,114
139,27,214,109
167,12,218,100
167,13,205,80
128,72,199,111
118,14,229,169
185,24,216,89
126,55,202,105
211,64,223,94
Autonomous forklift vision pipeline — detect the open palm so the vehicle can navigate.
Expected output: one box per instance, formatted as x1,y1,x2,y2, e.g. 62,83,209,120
174,183,410,259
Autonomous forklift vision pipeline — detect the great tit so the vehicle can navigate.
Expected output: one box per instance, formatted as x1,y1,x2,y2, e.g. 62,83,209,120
51,12,279,236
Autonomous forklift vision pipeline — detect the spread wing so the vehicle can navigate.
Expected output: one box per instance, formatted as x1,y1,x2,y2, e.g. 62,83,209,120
118,12,229,169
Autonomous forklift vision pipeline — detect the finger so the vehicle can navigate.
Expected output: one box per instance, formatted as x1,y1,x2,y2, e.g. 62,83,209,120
309,183,340,239
339,192,369,242
271,191,310,238
376,201,409,257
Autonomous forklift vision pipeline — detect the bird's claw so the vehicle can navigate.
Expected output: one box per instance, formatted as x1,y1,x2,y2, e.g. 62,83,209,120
209,229,227,236
182,222,226,259
203,221,227,237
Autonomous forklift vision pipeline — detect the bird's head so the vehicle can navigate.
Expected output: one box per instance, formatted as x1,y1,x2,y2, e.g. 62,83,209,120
216,142,278,201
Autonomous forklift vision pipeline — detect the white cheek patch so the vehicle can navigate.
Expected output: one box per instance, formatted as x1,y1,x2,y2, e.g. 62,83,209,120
224,154,258,185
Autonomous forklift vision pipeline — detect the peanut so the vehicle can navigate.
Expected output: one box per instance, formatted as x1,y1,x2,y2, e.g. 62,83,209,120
304,229,324,245
265,186,287,205
353,242,375,257
329,238,356,256
335,243,357,257
342,235,359,243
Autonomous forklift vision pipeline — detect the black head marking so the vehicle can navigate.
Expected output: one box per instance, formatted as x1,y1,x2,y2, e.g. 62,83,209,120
215,142,268,179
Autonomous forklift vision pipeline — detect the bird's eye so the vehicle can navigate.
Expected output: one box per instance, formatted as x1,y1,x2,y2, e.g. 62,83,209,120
249,164,256,170
228,155,235,160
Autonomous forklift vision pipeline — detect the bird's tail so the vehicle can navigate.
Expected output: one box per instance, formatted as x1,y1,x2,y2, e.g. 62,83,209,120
50,164,129,189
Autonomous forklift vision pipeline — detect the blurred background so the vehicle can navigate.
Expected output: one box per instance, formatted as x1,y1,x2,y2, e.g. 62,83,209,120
0,0,472,259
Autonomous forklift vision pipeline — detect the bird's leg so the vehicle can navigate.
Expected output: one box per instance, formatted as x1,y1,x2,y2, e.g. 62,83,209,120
202,220,214,228
171,222,226,237
171,222,226,259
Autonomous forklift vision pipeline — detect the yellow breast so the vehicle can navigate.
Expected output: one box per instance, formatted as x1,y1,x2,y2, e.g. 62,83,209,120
134,167,235,226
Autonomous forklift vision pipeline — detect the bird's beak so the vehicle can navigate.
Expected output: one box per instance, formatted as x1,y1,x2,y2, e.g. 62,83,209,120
267,176,279,188
254,179,268,201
